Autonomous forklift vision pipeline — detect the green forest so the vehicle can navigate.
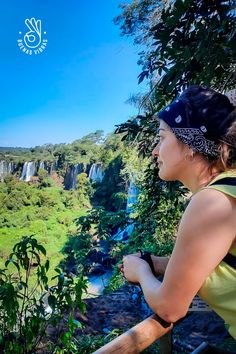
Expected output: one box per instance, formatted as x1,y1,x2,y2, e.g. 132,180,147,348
1,1,235,353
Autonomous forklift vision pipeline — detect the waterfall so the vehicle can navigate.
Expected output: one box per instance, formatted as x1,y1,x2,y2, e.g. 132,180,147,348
71,164,79,190
0,159,106,187
73,163,84,189
64,163,85,190
0,161,14,181
126,181,139,213
8,162,13,174
39,161,45,170
20,161,36,182
88,163,104,183
49,162,57,175
113,180,139,241
0,161,5,181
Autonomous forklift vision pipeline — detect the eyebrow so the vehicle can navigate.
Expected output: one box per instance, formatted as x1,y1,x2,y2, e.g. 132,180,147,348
157,128,166,134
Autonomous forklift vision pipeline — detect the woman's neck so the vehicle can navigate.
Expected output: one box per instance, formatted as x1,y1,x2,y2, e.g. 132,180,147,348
181,162,221,194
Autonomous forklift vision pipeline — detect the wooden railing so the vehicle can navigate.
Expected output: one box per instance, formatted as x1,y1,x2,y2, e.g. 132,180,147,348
92,296,211,354
92,314,173,354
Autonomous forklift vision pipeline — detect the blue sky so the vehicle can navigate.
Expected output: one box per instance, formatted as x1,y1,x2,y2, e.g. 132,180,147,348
0,0,146,148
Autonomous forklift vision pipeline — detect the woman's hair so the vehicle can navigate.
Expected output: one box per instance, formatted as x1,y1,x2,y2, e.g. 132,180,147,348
179,85,236,171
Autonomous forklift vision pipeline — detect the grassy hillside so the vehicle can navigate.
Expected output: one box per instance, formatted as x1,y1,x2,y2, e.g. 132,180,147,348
0,175,90,284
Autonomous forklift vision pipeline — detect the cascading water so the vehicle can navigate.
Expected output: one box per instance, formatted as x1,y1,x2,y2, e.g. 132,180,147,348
0,160,106,188
91,180,138,296
49,161,57,175
20,161,36,182
88,163,104,183
0,159,91,188
39,161,45,170
126,181,139,213
71,164,79,190
0,161,13,181
113,180,139,241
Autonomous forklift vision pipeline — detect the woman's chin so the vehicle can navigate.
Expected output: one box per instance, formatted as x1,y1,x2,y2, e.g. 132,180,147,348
158,168,174,181
158,169,167,180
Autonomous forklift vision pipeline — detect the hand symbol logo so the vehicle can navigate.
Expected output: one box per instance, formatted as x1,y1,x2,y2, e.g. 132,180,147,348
24,18,41,49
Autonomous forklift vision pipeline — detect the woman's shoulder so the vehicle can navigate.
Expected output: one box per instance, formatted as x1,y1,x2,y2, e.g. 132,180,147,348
186,183,236,244
191,184,235,209
184,187,236,234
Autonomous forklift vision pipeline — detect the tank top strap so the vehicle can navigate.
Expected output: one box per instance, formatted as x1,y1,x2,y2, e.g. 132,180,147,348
206,171,236,200
204,171,236,261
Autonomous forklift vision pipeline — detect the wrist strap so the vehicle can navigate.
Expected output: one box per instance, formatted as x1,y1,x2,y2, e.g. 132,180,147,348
137,249,156,275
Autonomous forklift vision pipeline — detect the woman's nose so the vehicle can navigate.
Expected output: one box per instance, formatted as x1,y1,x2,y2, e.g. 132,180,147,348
152,144,159,157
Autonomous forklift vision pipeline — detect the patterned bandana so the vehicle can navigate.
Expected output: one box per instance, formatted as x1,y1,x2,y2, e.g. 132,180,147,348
157,99,219,157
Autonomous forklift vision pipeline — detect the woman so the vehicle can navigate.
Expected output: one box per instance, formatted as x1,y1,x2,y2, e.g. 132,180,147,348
121,85,236,340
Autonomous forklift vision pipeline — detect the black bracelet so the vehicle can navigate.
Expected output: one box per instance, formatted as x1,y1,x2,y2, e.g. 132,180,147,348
137,249,156,275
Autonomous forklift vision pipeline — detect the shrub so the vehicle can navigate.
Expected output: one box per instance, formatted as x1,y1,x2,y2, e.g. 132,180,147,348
0,236,87,353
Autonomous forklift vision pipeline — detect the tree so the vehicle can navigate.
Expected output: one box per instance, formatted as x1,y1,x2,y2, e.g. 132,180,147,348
115,0,236,107
93,155,126,211
79,130,105,145
0,236,87,353
113,1,236,259
114,0,172,45
115,0,236,155
76,172,93,206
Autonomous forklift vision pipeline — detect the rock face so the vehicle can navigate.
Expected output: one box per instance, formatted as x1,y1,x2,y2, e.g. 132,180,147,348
64,163,87,190
86,249,115,277
75,285,144,335
172,312,236,353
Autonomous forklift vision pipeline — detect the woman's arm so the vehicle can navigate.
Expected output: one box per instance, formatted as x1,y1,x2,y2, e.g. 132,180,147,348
151,255,169,275
123,188,236,323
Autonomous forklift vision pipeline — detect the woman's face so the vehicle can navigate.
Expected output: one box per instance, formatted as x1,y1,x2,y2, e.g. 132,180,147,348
152,120,189,181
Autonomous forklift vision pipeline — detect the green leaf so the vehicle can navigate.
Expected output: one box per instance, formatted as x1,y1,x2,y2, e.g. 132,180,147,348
72,319,82,328
37,244,47,256
5,258,20,271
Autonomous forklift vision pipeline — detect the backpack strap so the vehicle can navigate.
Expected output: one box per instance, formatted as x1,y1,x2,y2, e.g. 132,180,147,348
222,253,236,269
210,177,236,187
209,177,236,270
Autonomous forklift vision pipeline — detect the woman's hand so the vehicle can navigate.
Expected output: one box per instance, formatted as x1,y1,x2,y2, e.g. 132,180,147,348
122,255,152,284
118,252,141,278
118,252,169,278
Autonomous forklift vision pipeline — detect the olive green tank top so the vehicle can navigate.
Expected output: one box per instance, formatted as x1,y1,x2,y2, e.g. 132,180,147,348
198,170,236,339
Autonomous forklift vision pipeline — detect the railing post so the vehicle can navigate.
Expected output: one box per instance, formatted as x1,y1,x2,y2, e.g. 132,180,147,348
159,330,172,354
